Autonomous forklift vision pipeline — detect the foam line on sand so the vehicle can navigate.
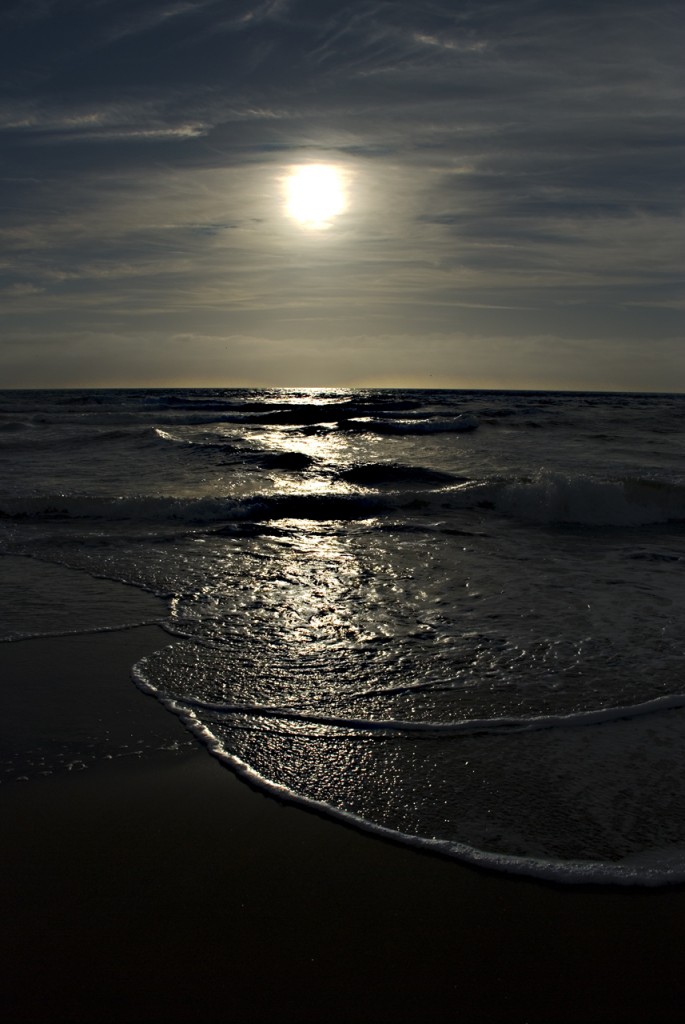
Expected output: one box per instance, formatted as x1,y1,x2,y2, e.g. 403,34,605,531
2,627,685,1022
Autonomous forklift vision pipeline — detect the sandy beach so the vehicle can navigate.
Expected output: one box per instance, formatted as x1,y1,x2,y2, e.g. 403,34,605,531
2,623,685,1022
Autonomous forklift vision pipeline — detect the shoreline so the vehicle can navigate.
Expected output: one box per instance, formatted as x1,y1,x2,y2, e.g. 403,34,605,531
2,629,685,1020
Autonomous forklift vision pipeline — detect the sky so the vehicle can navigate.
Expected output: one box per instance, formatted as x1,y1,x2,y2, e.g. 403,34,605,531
0,0,683,391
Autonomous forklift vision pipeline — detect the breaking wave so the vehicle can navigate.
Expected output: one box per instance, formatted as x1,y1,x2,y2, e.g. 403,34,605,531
491,473,685,526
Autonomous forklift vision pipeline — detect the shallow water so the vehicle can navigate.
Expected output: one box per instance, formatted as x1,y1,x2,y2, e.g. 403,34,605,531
1,387,684,883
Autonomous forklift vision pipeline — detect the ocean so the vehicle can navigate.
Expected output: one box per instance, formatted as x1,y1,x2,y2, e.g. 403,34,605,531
1,387,684,885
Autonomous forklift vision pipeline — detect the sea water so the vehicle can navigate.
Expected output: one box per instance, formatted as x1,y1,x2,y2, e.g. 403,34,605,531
1,387,684,884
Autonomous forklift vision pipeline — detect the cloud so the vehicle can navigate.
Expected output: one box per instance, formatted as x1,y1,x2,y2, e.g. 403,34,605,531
0,0,682,388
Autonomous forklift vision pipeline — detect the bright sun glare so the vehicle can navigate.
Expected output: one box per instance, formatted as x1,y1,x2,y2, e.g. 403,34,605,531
285,165,346,229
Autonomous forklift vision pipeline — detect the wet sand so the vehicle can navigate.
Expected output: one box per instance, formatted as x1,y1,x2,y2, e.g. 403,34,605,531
2,626,685,1022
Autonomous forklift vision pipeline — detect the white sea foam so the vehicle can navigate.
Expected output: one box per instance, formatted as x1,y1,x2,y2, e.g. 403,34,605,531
131,663,685,887
344,414,480,434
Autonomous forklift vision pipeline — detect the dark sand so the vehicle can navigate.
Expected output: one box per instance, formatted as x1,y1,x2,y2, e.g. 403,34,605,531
2,627,685,1022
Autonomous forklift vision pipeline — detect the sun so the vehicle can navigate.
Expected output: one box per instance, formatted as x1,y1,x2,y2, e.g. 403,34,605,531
285,165,346,230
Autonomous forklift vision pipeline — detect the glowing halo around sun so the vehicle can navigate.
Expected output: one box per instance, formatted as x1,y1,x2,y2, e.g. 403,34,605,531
285,164,346,229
